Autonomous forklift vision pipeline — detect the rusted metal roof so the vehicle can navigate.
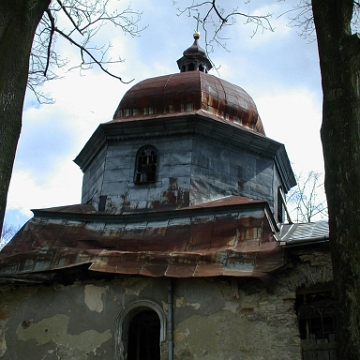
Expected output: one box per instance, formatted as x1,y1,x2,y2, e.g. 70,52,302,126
0,197,285,282
112,71,265,135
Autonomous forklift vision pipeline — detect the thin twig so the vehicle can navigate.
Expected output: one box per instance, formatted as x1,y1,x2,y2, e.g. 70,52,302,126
44,9,56,77
54,27,133,83
57,0,83,35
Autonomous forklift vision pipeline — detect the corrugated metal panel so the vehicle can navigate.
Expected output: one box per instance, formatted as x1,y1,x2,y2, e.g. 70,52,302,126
278,221,329,246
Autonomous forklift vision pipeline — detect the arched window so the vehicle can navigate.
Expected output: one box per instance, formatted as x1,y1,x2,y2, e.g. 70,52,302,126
134,145,158,184
115,300,167,360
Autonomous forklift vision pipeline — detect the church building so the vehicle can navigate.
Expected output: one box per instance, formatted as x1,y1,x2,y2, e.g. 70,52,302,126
0,32,333,360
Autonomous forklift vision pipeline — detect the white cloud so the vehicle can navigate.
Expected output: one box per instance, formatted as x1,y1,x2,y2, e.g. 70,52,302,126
256,88,324,173
7,161,82,218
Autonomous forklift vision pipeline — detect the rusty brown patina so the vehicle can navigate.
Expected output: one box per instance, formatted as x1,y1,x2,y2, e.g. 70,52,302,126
112,71,265,135
0,197,284,282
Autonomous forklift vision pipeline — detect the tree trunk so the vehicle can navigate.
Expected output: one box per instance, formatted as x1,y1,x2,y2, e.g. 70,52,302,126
312,0,360,358
0,0,50,233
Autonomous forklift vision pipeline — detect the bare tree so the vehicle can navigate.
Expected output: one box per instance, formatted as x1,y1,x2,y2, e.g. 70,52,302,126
29,0,143,102
0,223,20,251
175,1,274,57
1,223,20,248
0,0,143,236
287,171,328,223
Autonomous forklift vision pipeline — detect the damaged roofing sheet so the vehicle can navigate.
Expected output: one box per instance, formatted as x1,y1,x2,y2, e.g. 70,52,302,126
0,197,285,281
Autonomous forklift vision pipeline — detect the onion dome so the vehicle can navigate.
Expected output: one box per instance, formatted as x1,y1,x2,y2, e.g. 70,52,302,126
112,33,265,135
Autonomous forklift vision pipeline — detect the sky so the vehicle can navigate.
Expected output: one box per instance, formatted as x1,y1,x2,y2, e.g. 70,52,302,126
4,0,325,231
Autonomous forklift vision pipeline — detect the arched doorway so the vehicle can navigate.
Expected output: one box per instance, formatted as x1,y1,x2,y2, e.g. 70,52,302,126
128,310,160,360
115,300,167,360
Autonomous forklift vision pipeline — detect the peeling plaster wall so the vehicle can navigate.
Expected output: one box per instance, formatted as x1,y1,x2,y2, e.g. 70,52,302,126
0,248,332,360
173,249,333,360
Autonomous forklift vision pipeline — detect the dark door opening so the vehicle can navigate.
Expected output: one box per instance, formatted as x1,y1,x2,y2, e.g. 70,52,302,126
128,310,160,360
297,291,336,360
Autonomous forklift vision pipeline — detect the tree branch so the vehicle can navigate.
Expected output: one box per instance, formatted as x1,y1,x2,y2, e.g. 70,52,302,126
28,0,145,99
54,26,133,83
176,0,273,63
56,0,83,35
44,9,56,77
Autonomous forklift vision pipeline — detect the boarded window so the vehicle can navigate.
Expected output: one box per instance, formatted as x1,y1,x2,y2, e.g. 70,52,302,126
134,145,158,184
297,291,337,360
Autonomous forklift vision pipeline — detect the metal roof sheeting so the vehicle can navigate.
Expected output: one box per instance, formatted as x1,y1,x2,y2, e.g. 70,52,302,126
0,198,285,281
112,71,265,135
278,221,329,246
0,197,330,283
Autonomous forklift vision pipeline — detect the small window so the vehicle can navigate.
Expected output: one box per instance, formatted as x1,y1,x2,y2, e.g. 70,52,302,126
278,186,285,223
98,195,107,211
134,145,158,184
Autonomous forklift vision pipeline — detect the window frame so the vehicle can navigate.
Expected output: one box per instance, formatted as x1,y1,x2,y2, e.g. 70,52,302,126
115,300,167,360
134,145,158,184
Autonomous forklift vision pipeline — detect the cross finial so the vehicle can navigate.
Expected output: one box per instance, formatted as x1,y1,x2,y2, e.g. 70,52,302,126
194,13,201,32
193,13,202,38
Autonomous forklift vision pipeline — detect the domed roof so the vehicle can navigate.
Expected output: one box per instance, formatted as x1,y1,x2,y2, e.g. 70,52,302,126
111,32,264,135
112,71,265,135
